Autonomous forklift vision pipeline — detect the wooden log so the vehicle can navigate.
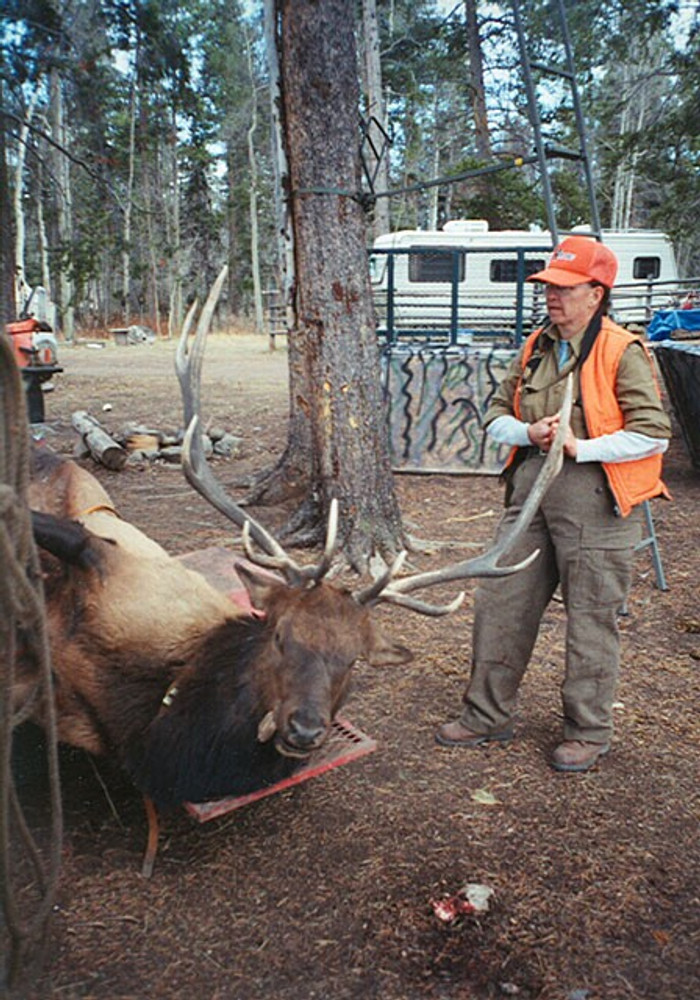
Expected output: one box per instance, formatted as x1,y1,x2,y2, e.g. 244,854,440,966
71,411,127,470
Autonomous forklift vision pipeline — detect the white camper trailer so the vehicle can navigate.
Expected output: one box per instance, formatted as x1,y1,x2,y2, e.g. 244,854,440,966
370,221,679,340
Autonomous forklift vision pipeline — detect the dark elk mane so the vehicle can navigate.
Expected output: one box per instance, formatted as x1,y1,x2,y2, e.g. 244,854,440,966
121,617,301,806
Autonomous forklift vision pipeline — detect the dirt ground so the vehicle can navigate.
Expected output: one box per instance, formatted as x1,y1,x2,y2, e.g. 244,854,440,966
10,332,700,999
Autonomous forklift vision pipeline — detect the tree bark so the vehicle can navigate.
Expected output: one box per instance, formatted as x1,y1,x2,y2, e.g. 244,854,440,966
278,0,405,568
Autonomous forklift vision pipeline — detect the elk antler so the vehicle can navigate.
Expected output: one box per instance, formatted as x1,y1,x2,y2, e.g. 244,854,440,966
176,266,339,588
175,268,227,429
355,374,573,615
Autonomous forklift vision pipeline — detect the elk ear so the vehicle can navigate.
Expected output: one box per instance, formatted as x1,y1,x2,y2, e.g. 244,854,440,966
235,563,283,611
366,623,413,666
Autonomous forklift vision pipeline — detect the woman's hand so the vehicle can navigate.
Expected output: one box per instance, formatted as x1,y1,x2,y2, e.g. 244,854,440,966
527,415,558,451
527,415,579,458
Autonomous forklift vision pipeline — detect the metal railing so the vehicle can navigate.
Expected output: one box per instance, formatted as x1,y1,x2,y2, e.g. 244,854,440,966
371,245,548,347
371,247,700,345
611,278,700,325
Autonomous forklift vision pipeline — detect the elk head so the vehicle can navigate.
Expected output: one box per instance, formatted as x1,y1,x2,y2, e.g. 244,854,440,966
238,561,411,758
176,267,571,760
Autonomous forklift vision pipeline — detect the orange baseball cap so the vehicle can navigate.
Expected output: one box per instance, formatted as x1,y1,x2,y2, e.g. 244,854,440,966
527,236,618,288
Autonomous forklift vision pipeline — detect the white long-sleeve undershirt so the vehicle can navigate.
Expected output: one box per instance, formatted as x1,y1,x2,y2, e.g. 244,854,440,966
487,414,669,464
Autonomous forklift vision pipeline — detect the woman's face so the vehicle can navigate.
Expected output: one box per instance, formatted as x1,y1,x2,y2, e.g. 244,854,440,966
544,282,605,337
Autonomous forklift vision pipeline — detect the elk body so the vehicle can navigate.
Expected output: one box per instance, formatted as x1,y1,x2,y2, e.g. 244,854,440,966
23,447,411,807
15,269,571,861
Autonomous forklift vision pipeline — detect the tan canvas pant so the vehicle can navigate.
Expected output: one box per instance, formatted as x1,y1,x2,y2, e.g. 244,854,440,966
460,455,643,743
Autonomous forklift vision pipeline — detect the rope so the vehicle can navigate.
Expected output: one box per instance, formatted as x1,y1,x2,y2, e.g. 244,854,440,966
0,332,63,992
77,502,119,518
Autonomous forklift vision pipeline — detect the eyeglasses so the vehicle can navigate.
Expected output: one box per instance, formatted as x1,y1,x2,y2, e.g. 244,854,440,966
544,282,599,296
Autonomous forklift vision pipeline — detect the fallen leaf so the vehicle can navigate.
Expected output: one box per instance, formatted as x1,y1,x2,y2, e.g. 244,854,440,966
463,883,494,912
471,788,498,806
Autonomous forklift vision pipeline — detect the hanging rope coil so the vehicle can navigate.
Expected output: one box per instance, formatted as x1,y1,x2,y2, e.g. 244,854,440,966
0,332,63,992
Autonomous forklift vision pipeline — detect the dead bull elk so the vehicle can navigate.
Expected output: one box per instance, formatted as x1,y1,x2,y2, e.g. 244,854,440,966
20,272,572,871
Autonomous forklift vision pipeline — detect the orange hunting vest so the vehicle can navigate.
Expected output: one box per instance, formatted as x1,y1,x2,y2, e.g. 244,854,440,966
509,318,669,517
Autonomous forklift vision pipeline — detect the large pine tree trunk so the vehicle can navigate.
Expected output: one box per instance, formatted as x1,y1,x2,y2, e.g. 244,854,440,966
278,0,404,568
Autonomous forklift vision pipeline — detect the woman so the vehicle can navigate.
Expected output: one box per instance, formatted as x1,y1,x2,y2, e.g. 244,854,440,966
436,236,671,772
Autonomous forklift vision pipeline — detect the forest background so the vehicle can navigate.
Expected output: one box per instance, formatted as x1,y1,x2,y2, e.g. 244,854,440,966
1,0,700,342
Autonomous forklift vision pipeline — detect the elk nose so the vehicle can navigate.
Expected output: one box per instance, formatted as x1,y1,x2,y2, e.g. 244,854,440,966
286,708,326,748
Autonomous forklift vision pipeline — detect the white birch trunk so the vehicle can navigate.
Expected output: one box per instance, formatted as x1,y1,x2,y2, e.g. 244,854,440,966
362,0,391,237
49,68,74,342
246,31,264,333
428,111,440,230
13,90,40,314
145,160,160,336
36,166,52,299
167,107,182,340
123,59,139,326
264,0,295,327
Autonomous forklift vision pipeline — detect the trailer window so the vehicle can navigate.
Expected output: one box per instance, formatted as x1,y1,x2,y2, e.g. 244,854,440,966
408,249,464,283
368,254,386,284
633,257,661,280
490,259,545,282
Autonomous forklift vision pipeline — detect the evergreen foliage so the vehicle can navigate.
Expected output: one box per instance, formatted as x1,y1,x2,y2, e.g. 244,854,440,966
1,0,699,331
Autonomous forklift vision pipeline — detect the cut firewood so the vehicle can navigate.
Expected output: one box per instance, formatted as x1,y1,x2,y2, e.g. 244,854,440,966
71,410,128,470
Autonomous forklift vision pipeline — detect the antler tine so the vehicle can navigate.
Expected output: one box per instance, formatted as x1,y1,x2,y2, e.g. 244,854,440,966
379,590,466,617
301,497,340,582
240,498,340,584
175,298,201,427
176,266,306,582
367,375,574,607
178,266,229,424
241,520,304,582
354,549,465,615
354,549,407,604
182,417,303,577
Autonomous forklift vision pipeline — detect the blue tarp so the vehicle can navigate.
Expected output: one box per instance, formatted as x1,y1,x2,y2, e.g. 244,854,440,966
647,308,700,341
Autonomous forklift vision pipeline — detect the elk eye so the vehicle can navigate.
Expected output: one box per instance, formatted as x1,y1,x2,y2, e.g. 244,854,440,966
273,628,284,652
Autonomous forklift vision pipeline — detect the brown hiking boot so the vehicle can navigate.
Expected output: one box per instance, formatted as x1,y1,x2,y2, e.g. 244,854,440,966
435,720,513,748
551,740,610,773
